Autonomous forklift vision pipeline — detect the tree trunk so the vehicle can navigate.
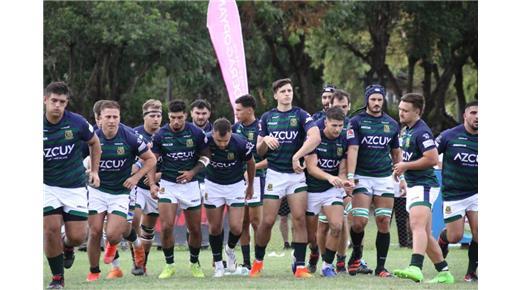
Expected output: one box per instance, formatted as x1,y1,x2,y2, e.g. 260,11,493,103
454,64,466,123
407,55,417,93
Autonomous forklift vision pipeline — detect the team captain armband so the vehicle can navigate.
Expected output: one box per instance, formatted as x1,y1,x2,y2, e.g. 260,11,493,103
198,156,210,167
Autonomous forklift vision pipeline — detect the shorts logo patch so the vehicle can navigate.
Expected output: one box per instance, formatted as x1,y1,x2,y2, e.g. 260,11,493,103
337,147,343,157
227,152,235,160
290,118,298,127
64,130,73,140
186,139,194,148
445,206,452,214
267,183,273,191
383,124,390,133
117,146,125,155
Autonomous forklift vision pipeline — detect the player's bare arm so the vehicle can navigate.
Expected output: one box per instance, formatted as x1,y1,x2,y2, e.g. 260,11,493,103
305,153,344,188
123,150,157,190
87,134,101,187
292,126,321,173
393,148,438,176
245,157,256,200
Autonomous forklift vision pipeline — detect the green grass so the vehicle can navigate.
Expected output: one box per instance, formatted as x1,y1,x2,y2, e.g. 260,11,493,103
44,217,477,289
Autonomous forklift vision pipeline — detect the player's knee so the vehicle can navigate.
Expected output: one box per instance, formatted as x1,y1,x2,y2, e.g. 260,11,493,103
106,232,122,245
250,215,261,230
139,224,155,242
67,230,87,246
160,220,174,231
262,215,277,229
409,218,426,232
229,225,243,236
328,222,342,238
44,224,61,238
447,230,464,243
291,214,306,228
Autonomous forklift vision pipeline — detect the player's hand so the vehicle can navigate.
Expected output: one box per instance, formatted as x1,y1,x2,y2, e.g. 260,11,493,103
245,185,254,200
342,178,354,192
123,176,139,190
150,184,160,200
263,136,280,150
399,179,407,197
327,176,345,188
176,170,195,184
89,171,100,188
393,162,408,177
292,158,306,174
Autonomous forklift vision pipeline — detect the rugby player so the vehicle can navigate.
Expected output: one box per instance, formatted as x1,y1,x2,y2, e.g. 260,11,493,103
204,118,256,277
44,82,101,289
86,101,157,281
304,106,354,277
232,94,268,274
346,84,403,277
250,78,321,278
311,84,336,121
131,99,163,275
151,100,210,279
436,101,478,282
392,93,454,284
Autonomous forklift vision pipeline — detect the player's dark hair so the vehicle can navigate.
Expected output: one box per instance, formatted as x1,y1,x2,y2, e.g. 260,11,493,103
45,81,71,98
325,106,346,122
92,100,107,117
99,100,120,112
331,89,351,106
272,78,292,93
465,100,478,110
213,118,231,137
235,94,256,109
401,93,425,115
190,99,212,112
169,100,186,113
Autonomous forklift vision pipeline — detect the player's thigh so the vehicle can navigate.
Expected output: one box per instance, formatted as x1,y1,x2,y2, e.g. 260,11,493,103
287,191,308,219
184,208,202,234
43,213,62,235
262,198,282,226
158,202,178,228
409,205,431,230
205,206,224,233
248,205,262,227
88,212,106,236
323,204,344,230
351,190,372,209
306,215,319,241
106,212,128,237
228,206,245,232
63,220,88,242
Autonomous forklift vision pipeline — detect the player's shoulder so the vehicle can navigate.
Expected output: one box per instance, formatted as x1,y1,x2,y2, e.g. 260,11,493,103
440,124,464,138
65,110,89,125
413,119,434,138
133,124,145,133
119,124,140,139
186,121,204,134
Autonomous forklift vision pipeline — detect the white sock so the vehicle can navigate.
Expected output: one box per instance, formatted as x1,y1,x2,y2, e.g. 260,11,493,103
112,258,120,268
215,261,224,270
322,262,332,270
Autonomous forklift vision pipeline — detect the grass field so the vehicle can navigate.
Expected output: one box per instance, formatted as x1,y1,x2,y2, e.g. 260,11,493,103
44,217,478,289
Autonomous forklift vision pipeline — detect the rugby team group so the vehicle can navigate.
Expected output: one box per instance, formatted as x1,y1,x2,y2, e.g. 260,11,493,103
43,78,478,289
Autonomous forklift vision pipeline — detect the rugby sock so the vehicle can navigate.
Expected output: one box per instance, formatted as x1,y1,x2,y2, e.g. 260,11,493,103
189,245,200,264
162,247,174,264
336,254,346,264
434,260,449,272
254,244,266,261
467,240,478,274
227,231,241,249
144,250,150,266
349,228,364,259
124,228,142,248
209,233,224,262
47,254,64,277
90,266,101,274
293,242,307,267
310,245,319,255
112,250,120,268
376,231,390,270
439,228,449,244
410,253,424,270
322,248,336,265
241,245,251,267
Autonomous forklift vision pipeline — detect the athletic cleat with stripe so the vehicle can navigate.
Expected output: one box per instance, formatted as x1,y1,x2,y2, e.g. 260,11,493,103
294,266,313,278
358,259,373,274
394,265,423,282
464,272,478,282
86,272,101,282
321,266,337,277
375,268,393,278
131,265,145,276
426,271,455,284
106,267,123,279
47,275,64,289
158,263,176,279
347,258,361,275
249,260,263,277
191,262,205,278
